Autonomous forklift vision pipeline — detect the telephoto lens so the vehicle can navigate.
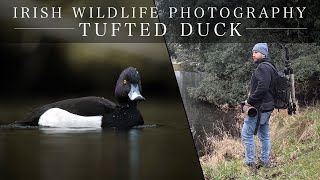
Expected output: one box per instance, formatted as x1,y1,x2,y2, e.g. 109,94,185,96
246,107,258,117
241,101,258,117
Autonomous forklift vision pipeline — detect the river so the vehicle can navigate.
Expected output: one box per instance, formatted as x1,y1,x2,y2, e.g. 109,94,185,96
175,71,240,155
0,98,204,180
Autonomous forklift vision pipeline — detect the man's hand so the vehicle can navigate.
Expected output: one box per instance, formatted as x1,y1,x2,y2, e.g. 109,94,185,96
243,100,252,113
244,100,252,107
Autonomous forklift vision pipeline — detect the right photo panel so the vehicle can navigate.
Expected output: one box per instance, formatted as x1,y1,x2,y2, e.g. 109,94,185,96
170,43,320,179
155,0,320,178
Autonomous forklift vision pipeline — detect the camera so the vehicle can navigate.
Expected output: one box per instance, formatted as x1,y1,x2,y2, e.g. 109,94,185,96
240,101,258,117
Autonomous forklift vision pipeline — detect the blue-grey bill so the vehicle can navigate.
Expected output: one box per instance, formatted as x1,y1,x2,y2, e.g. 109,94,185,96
128,84,145,101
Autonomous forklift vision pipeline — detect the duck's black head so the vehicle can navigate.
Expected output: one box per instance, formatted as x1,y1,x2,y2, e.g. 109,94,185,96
115,67,145,103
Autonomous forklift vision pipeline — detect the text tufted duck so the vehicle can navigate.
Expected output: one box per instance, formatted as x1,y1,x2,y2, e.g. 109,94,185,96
15,67,145,129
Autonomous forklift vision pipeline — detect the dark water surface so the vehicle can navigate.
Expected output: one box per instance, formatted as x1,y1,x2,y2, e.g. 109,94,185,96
0,99,203,180
175,71,240,155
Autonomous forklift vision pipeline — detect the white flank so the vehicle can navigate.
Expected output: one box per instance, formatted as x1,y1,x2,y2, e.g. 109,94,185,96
39,108,102,128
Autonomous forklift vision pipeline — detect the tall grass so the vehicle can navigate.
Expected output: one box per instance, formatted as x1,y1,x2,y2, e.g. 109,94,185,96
200,107,320,179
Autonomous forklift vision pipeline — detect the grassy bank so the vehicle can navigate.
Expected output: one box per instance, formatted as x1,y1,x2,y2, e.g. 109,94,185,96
200,107,320,179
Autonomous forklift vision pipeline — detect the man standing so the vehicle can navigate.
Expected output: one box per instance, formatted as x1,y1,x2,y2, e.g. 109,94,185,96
242,43,276,172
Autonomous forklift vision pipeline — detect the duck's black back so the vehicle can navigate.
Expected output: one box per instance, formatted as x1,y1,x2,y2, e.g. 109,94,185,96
19,96,116,126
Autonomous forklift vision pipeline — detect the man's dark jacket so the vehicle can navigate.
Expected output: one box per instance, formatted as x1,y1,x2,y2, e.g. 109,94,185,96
247,57,276,112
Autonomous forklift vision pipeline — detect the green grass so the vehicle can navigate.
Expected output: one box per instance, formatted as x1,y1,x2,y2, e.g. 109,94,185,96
201,108,320,180
202,159,252,180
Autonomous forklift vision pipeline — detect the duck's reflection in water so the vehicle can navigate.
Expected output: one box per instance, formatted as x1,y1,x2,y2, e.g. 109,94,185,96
39,127,102,134
128,129,141,180
37,126,145,180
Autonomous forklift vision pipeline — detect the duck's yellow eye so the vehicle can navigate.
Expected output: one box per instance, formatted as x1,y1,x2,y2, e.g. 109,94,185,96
123,80,127,85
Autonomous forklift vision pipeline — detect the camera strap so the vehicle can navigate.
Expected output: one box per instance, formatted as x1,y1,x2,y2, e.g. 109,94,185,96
254,110,262,135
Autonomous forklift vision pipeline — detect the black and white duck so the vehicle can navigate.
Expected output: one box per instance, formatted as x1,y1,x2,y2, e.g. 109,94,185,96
15,67,145,129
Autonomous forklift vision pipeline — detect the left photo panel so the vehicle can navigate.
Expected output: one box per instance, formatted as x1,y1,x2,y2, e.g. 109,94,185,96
0,0,204,180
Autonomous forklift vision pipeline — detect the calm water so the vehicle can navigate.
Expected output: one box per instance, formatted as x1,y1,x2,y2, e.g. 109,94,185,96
0,99,203,180
175,71,240,155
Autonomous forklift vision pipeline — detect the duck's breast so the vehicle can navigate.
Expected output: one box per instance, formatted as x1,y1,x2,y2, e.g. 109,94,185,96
39,108,102,128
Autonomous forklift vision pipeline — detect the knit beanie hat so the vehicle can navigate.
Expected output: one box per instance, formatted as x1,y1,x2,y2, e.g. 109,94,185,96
252,43,269,57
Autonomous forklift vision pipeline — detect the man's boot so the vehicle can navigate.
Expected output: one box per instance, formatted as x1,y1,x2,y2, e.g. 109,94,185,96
246,162,258,175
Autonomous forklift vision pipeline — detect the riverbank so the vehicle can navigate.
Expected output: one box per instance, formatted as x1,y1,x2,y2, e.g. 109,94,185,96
200,107,320,179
